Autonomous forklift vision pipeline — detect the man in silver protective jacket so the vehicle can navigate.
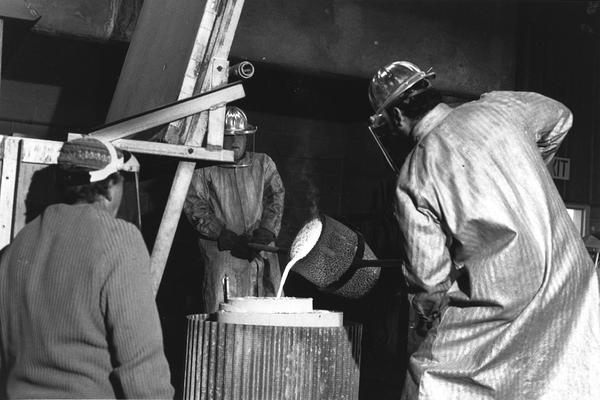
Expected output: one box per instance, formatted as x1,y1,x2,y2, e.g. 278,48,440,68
368,60,600,400
184,106,285,313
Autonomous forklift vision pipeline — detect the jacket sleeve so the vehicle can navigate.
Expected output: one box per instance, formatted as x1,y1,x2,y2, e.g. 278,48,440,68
483,91,573,164
394,157,454,320
183,169,225,240
395,182,453,294
101,224,174,399
260,155,285,236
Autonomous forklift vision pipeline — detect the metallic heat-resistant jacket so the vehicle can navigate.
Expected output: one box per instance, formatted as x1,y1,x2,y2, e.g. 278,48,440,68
396,91,600,399
184,152,285,313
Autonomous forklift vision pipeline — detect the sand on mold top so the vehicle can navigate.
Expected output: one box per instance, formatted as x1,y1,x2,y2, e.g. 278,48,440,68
219,296,313,313
217,296,343,327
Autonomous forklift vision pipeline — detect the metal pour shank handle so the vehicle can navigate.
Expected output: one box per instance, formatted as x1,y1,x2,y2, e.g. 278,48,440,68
350,259,404,268
247,242,288,253
247,240,404,269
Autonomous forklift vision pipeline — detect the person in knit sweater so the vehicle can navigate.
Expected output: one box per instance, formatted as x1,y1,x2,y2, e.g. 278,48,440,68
0,138,174,399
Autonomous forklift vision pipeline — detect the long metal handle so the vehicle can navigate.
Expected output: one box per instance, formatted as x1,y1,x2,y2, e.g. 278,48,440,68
350,259,404,268
246,241,404,270
248,240,404,270
247,242,288,253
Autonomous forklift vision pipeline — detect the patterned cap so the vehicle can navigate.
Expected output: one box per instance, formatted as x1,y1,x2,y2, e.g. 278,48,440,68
58,137,138,183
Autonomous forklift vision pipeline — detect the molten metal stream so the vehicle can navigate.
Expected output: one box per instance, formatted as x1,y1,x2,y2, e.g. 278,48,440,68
276,218,323,298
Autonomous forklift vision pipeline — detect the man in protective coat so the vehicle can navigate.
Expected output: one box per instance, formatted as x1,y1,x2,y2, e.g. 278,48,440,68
184,106,285,312
368,60,600,400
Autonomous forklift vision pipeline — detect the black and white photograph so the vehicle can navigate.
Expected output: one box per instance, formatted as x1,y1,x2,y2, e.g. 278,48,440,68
1,1,600,399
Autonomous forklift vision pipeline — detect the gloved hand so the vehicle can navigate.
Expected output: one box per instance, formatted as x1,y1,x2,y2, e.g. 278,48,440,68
217,229,238,251
230,234,254,261
251,227,275,245
410,290,447,336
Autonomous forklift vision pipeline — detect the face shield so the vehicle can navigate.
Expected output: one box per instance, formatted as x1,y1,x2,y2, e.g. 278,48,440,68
58,137,142,228
368,61,436,131
367,61,435,175
221,106,256,168
222,130,255,167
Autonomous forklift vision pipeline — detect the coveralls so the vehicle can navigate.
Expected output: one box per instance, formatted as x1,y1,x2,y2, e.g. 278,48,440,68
184,152,285,313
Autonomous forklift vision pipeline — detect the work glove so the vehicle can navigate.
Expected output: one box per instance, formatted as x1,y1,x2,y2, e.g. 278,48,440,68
250,227,275,245
230,234,254,261
410,290,447,336
217,229,238,251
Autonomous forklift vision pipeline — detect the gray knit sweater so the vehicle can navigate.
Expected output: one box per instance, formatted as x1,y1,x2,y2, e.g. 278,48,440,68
0,203,173,399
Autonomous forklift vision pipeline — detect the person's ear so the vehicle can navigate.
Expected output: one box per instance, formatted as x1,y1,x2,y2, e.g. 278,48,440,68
392,107,406,129
104,180,114,202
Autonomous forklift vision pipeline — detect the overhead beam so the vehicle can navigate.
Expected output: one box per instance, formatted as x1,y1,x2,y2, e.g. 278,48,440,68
89,82,244,142
0,135,61,164
106,0,214,121
68,134,235,162
113,139,234,162
0,134,235,164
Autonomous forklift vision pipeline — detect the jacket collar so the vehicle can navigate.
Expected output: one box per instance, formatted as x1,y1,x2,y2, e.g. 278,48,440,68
411,103,452,142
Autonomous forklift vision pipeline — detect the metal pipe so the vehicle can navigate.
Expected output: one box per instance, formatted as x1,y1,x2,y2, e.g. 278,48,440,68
228,61,255,80
222,275,230,303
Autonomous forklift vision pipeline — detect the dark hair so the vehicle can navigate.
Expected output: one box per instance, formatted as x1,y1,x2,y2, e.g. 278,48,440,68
56,169,122,204
388,82,443,120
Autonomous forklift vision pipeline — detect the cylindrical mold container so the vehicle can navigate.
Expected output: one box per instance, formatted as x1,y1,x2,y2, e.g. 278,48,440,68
183,312,362,400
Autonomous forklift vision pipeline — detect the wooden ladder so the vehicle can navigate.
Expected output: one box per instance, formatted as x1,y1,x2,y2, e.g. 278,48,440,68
91,0,247,294
0,1,247,297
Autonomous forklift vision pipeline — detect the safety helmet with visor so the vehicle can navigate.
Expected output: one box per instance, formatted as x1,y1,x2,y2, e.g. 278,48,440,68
57,137,142,226
368,61,435,129
222,106,256,167
58,137,140,183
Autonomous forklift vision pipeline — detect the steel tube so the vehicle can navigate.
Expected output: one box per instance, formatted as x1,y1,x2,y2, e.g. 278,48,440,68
228,61,255,80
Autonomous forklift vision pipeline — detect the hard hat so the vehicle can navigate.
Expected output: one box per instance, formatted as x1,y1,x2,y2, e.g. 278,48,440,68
368,61,435,126
224,106,257,136
221,106,256,168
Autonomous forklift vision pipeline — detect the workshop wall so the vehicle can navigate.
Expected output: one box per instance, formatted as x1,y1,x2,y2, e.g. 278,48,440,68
234,0,516,94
